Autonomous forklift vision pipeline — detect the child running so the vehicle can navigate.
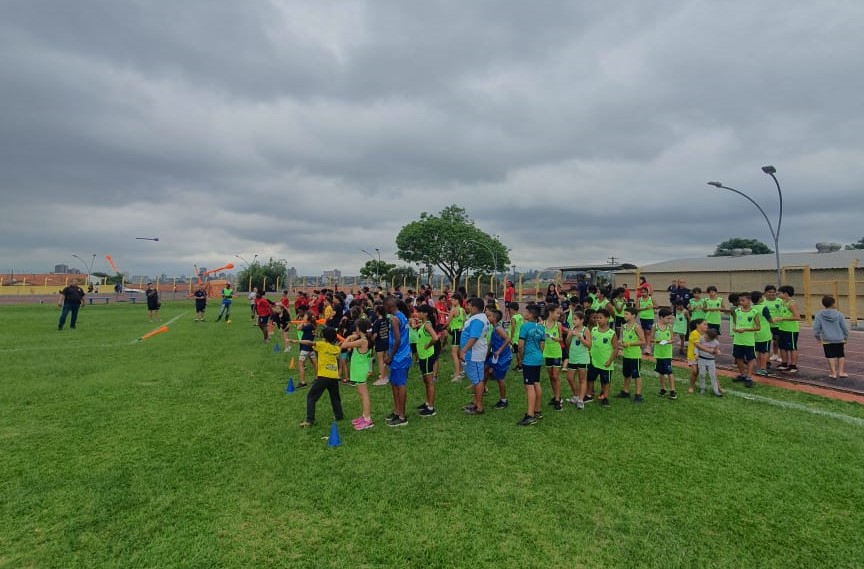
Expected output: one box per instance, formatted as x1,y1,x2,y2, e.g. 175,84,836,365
654,308,677,399
517,304,545,425
254,291,273,342
413,304,439,417
484,308,511,410
564,311,591,409
617,307,646,403
589,309,618,407
291,327,344,428
341,320,375,430
215,283,233,322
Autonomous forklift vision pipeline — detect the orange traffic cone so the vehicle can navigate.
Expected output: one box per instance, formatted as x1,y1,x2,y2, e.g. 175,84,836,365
289,357,296,370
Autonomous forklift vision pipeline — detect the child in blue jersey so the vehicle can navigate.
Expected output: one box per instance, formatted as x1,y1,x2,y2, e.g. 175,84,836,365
517,304,545,426
460,297,491,415
384,297,412,427
483,308,512,409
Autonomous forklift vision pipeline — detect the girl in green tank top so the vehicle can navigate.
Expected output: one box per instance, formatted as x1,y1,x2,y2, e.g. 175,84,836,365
543,305,565,409
413,305,440,414
340,320,374,427
564,311,591,407
448,297,465,380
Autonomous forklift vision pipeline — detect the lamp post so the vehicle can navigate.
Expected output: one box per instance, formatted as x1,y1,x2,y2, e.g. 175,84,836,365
707,165,783,285
470,240,498,296
361,249,377,287
71,254,96,284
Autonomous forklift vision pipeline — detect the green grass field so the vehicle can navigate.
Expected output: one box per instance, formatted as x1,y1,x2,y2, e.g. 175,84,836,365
2,301,864,568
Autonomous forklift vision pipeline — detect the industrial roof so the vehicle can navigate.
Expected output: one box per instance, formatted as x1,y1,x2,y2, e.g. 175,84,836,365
617,250,863,274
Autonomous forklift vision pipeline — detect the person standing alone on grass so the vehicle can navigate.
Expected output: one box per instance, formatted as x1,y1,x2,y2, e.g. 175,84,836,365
290,327,344,428
193,283,207,321
813,296,849,379
460,297,490,415
57,279,85,330
146,283,160,322
215,283,233,322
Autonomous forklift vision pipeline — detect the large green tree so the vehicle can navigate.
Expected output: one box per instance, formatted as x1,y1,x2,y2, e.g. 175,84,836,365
236,258,287,292
395,205,510,286
711,238,773,256
845,237,864,250
359,260,396,282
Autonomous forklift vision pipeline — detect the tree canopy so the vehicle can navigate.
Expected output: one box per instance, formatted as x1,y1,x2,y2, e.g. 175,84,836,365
711,238,773,256
359,260,396,283
845,237,864,250
395,205,510,286
236,258,287,292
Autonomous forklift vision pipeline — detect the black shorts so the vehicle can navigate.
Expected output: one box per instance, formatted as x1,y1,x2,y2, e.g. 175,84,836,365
433,341,441,357
823,343,845,359
257,315,270,326
622,357,641,378
770,327,780,340
512,343,519,354
410,343,418,355
654,358,672,375
707,323,721,334
419,355,438,375
450,329,462,345
615,316,625,328
375,339,389,353
779,331,799,351
587,364,612,385
640,318,654,332
195,302,206,312
755,340,771,354
567,362,589,371
544,357,562,368
732,345,755,362
522,364,542,385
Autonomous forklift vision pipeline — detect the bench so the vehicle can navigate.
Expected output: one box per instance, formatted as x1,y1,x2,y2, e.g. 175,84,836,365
88,297,111,305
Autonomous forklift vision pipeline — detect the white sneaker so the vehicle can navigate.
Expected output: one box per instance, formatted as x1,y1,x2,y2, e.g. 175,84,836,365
567,396,579,405
770,354,781,362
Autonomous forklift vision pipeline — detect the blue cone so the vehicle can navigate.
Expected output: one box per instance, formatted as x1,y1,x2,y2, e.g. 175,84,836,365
327,421,341,447
285,378,295,393
273,342,280,353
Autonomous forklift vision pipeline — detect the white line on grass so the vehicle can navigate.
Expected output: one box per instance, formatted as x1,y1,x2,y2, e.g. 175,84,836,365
726,389,864,427
129,312,187,344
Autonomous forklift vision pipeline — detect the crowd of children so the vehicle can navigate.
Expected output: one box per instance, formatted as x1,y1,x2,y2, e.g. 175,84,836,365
190,280,849,430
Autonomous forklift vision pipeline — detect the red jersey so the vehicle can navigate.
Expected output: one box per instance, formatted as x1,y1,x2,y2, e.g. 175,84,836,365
504,285,515,303
255,297,273,316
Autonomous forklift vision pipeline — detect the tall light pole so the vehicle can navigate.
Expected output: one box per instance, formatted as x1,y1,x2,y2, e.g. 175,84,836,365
361,249,377,286
72,254,96,284
470,239,498,296
707,165,783,285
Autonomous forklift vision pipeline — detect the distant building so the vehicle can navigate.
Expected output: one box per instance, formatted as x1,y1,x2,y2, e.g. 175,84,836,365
322,269,342,281
286,266,298,281
54,264,69,274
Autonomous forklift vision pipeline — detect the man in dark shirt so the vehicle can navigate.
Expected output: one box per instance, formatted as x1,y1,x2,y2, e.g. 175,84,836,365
668,279,692,309
58,279,86,330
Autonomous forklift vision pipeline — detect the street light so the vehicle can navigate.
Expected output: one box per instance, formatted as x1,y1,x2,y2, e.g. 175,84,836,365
361,249,377,285
71,253,96,284
469,240,498,296
707,165,783,285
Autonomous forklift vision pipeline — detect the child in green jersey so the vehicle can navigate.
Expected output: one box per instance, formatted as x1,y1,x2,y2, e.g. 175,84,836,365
672,301,690,356
775,285,801,373
637,287,655,355
543,303,567,411
654,308,677,399
704,286,724,334
763,285,783,364
341,320,375,430
507,302,524,370
617,307,646,402
750,291,775,376
564,311,591,409
448,294,466,381
732,293,760,388
412,305,439,417
688,287,707,333
589,309,619,407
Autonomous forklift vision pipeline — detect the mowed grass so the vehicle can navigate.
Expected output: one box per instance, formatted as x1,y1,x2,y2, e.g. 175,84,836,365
2,301,864,568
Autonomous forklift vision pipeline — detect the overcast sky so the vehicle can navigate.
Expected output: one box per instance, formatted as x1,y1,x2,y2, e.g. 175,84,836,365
2,0,862,277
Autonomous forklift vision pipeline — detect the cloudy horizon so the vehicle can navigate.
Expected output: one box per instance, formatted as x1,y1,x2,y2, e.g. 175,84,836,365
1,1,862,278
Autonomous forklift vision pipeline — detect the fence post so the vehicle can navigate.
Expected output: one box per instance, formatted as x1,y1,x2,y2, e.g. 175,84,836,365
849,261,858,323
802,265,812,325
476,275,481,298
518,274,523,302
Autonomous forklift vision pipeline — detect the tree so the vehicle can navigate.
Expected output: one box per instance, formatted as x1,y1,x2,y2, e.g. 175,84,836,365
389,265,419,289
236,258,287,292
845,237,864,250
359,260,396,282
395,205,510,287
711,238,773,257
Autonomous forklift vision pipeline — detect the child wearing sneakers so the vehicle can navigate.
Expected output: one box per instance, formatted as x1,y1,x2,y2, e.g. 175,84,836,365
732,293,761,388
564,311,591,409
653,308,677,399
412,304,439,417
484,308,512,410
459,297,490,415
291,327,344,428
695,328,722,396
341,320,374,430
687,319,708,393
589,309,619,407
507,302,524,370
775,285,801,374
672,301,689,356
517,304,545,425
813,296,850,379
750,291,774,377
617,307,646,403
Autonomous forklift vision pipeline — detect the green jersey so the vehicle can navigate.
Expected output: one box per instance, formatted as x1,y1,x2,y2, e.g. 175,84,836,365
764,297,783,328
620,323,642,359
416,322,435,359
733,307,759,347
567,326,590,365
612,298,627,319
653,323,673,359
673,311,688,335
590,327,616,371
449,306,465,330
754,303,773,343
349,346,372,382
637,297,655,320
510,313,524,344
778,300,800,333
689,297,706,321
542,320,563,358
704,297,723,325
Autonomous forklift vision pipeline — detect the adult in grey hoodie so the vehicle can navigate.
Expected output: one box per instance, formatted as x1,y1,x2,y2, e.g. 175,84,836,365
813,296,849,378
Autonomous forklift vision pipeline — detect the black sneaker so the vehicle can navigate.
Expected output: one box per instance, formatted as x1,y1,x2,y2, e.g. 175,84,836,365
615,390,630,399
534,411,544,420
776,364,789,372
633,394,644,404
669,390,678,400
583,395,594,404
419,407,436,417
600,398,610,407
553,399,563,411
744,379,754,389
732,375,746,383
297,382,309,389
494,399,509,409
385,412,398,421
658,389,667,397
464,407,484,415
548,397,557,406
517,414,537,426
788,365,798,374
416,403,429,411
386,416,408,427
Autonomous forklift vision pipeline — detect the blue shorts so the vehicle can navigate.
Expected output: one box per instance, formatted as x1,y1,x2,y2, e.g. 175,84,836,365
640,318,654,331
654,358,673,375
544,357,562,368
389,366,409,387
464,361,485,385
486,358,511,380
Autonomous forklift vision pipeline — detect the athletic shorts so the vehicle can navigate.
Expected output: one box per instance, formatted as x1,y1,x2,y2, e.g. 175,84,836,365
410,343,418,355
732,345,756,362
755,340,771,354
654,358,673,375
567,362,589,371
707,323,721,334
770,326,780,340
389,362,411,387
299,350,316,362
419,355,438,375
433,341,442,357
464,360,485,385
587,364,612,385
622,357,641,378
544,357,562,368
375,339,389,353
522,364,541,385
486,358,511,380
257,315,270,326
639,318,654,332
823,343,845,359
779,331,799,351
450,329,462,344
339,350,349,361
615,316,625,328
512,343,519,353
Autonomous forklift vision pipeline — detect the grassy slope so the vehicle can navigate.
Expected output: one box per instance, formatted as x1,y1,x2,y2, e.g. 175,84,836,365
1,302,863,568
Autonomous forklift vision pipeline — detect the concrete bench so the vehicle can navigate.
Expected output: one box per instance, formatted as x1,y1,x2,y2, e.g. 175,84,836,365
88,297,111,305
